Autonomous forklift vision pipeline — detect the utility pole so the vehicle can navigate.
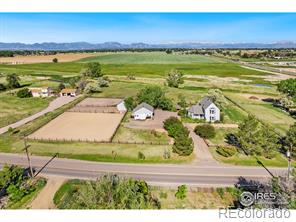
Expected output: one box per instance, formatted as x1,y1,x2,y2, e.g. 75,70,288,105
287,144,292,181
23,137,34,178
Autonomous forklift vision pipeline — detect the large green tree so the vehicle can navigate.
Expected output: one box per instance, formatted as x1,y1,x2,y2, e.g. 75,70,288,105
81,62,102,78
285,122,296,158
6,73,20,89
166,69,184,88
278,78,296,97
137,85,173,110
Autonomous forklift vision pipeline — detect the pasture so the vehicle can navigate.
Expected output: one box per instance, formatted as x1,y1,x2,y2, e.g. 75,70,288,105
28,112,124,142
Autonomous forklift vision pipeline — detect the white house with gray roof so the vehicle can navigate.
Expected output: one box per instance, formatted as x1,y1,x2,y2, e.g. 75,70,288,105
187,97,220,122
132,102,154,120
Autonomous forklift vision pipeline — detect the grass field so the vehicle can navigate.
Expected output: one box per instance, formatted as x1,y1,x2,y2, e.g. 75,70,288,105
225,92,295,134
112,126,171,144
208,128,238,146
78,52,225,64
0,92,52,128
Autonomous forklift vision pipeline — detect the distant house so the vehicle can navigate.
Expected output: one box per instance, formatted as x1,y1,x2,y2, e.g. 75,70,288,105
187,97,220,122
132,102,154,120
30,87,53,97
116,100,127,113
60,88,78,97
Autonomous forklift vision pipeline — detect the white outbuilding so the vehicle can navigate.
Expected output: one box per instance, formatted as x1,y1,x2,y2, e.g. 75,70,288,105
116,100,127,113
132,102,154,120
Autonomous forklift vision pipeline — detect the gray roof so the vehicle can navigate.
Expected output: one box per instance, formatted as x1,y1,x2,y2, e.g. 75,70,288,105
132,102,154,113
188,97,215,114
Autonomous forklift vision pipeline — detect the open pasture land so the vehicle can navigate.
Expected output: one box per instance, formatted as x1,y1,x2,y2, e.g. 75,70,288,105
0,53,96,64
225,92,295,134
0,92,52,128
78,52,224,64
28,112,124,142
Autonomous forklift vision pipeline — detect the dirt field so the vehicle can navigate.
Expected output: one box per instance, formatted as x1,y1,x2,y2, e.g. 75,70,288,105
0,53,96,64
124,109,178,131
28,112,124,142
75,98,123,107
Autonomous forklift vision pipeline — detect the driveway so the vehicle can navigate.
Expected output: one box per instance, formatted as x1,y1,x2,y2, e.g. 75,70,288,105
124,109,178,131
0,96,78,135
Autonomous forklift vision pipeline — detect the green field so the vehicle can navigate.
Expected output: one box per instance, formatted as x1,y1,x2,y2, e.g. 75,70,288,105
78,52,224,64
208,128,238,146
0,92,52,128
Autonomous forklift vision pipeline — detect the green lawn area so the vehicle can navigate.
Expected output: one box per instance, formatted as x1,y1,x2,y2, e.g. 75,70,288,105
210,147,295,168
225,92,295,134
208,128,238,146
0,92,53,128
112,126,171,145
78,52,225,64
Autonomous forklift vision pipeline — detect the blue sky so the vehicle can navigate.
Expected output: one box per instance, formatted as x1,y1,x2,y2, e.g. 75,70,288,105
0,13,296,43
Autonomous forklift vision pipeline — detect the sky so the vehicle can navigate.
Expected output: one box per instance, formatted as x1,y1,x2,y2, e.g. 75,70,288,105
0,13,296,44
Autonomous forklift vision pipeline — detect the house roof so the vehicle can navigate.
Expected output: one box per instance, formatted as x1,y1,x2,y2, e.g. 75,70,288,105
188,97,216,115
30,87,50,93
132,102,154,113
60,88,77,94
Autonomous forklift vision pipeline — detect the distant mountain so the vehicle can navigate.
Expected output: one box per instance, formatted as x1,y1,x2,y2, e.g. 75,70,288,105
0,41,296,50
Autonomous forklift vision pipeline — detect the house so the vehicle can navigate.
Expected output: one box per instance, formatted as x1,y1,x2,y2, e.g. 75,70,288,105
132,102,154,120
187,97,220,122
30,87,53,97
60,88,78,97
116,100,127,113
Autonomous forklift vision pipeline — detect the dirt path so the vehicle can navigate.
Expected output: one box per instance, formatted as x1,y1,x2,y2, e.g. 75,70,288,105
0,96,78,135
28,176,66,209
185,124,220,166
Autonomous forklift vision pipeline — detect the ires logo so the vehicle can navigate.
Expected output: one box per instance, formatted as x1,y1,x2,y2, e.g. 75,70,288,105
239,191,277,207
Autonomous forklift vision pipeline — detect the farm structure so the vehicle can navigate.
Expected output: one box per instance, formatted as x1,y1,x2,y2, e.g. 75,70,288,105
28,98,126,142
30,87,54,97
60,88,78,97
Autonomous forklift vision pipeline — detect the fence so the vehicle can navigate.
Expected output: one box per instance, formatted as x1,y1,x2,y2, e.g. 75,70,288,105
28,136,169,146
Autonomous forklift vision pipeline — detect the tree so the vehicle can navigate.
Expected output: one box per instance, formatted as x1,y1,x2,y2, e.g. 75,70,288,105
52,58,58,63
81,62,102,78
97,77,109,87
166,69,184,88
207,89,228,108
16,88,32,98
278,79,296,97
0,83,6,91
175,185,187,200
173,134,194,156
58,174,160,209
278,95,295,110
58,83,66,91
68,76,81,88
124,96,136,111
285,123,296,158
137,85,173,110
194,124,216,139
84,82,102,94
6,73,20,89
165,49,173,54
177,95,187,110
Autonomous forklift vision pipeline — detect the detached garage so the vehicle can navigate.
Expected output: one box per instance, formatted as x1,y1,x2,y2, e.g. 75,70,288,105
132,102,154,120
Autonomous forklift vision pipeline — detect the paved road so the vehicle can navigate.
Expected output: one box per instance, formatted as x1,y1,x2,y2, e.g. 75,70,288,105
0,153,286,187
0,96,77,135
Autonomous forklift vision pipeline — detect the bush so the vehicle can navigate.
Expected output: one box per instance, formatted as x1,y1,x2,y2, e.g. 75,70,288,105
0,83,6,91
175,184,187,200
216,187,225,198
194,124,216,139
173,134,194,156
138,152,145,160
16,88,32,98
124,96,136,111
216,146,237,157
52,58,58,63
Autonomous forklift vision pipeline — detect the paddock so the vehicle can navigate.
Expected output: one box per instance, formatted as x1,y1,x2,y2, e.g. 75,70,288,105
28,112,124,142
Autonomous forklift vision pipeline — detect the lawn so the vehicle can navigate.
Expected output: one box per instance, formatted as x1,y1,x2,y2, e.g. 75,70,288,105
112,126,171,144
208,128,238,146
0,92,53,128
210,147,295,168
225,92,295,134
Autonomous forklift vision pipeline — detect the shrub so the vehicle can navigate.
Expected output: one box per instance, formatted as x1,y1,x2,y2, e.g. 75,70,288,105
52,58,58,63
16,88,32,98
163,117,184,138
194,124,216,139
216,187,225,198
173,134,194,156
138,152,145,160
124,96,136,111
216,146,237,157
175,184,187,200
0,83,6,91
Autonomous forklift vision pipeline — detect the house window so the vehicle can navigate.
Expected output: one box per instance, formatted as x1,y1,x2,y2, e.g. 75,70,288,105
210,108,215,114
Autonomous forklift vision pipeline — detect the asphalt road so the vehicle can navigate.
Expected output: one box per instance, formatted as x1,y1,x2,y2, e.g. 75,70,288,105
0,153,287,187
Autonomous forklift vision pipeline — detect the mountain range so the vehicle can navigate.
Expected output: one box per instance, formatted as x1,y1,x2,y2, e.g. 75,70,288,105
0,41,296,50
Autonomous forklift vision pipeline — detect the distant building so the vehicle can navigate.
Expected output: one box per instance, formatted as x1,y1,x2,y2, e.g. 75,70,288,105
30,87,53,97
116,100,127,113
132,102,154,120
60,88,78,97
187,97,220,122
